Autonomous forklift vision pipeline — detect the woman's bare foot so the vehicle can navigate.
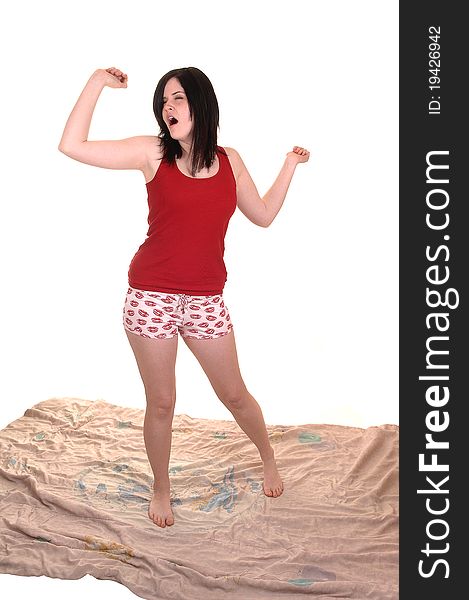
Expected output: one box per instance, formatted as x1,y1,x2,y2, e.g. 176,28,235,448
262,454,284,497
148,486,174,527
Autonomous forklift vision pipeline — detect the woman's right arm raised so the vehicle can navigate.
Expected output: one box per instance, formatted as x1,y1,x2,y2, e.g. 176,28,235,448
58,68,155,171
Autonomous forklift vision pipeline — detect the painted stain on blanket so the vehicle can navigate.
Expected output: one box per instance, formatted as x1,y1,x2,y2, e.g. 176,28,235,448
196,465,238,513
72,460,154,511
169,464,184,474
298,432,322,443
269,430,286,444
289,565,337,586
298,431,338,451
168,462,264,510
288,578,315,586
84,535,135,564
113,463,129,473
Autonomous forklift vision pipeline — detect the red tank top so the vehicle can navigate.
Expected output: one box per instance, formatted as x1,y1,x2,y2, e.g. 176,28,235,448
128,145,237,295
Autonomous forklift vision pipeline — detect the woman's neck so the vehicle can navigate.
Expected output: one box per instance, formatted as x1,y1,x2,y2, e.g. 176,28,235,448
178,140,193,160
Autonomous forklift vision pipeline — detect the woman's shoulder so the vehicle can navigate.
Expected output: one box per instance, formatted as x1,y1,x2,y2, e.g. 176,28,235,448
219,146,242,181
220,146,241,164
141,135,164,160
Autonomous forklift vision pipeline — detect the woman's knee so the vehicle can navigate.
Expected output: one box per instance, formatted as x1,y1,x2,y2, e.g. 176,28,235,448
218,385,249,410
145,392,176,417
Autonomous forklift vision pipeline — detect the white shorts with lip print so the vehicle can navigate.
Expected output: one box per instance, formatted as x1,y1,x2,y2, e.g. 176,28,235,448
123,286,233,340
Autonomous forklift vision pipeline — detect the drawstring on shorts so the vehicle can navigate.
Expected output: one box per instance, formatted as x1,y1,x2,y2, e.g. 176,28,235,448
176,294,189,313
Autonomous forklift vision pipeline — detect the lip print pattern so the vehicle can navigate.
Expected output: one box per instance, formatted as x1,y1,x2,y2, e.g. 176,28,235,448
123,286,233,340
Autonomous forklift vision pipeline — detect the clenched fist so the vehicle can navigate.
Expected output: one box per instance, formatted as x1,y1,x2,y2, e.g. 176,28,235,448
93,67,128,88
286,146,310,164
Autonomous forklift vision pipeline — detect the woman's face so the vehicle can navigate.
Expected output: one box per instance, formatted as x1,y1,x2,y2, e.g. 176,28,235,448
162,77,193,143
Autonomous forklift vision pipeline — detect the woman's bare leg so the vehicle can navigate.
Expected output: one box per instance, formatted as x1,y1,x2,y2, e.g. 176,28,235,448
182,329,284,497
125,330,178,527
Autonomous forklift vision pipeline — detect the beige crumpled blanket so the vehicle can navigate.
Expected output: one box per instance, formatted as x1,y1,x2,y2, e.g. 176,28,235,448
0,398,398,599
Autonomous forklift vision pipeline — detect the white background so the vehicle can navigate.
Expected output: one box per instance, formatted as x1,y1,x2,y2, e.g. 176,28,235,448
0,0,398,596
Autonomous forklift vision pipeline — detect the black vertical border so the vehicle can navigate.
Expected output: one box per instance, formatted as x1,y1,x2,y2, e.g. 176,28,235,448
400,2,464,596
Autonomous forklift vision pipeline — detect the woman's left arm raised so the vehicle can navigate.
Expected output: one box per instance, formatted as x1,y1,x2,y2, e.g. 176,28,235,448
226,146,310,227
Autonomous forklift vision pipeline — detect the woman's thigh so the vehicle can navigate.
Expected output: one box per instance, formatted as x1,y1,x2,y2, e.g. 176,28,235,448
125,330,178,410
182,329,248,405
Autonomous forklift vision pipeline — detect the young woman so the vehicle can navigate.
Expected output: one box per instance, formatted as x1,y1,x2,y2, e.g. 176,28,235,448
58,66,310,528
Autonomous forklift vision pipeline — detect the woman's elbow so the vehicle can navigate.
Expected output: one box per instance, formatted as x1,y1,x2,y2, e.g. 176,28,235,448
260,205,271,228
58,143,71,155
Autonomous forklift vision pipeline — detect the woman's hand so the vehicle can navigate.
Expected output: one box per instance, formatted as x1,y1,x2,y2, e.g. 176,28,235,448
286,146,310,165
93,67,128,88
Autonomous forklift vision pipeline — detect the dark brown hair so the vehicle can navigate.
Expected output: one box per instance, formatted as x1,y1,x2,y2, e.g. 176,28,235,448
153,67,226,177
